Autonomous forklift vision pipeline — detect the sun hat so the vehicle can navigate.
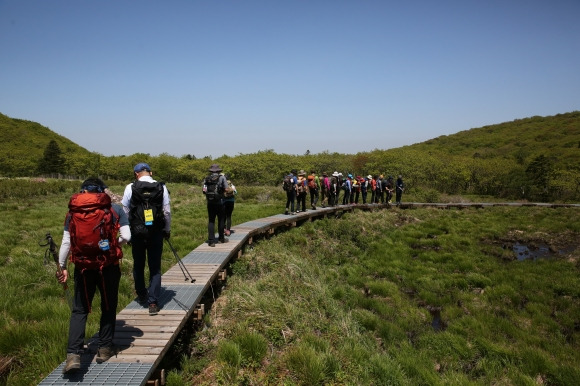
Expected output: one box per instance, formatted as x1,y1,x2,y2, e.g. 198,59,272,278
208,164,223,173
298,170,306,176
134,163,151,173
332,171,339,177
367,175,372,179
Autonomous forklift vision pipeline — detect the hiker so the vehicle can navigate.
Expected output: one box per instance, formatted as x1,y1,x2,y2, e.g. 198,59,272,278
396,174,405,205
335,172,343,205
385,175,395,203
320,172,329,207
202,164,228,247
371,175,377,204
122,163,171,316
296,170,308,212
57,178,131,374
283,169,298,215
203,164,229,246
342,174,352,205
351,176,360,204
223,174,237,236
377,175,385,203
330,171,339,206
362,175,371,204
308,170,320,210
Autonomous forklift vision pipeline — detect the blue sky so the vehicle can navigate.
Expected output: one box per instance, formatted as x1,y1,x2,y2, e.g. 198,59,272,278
1,1,579,158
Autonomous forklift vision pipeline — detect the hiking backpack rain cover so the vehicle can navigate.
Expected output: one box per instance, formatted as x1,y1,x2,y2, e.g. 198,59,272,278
129,180,166,237
67,192,122,270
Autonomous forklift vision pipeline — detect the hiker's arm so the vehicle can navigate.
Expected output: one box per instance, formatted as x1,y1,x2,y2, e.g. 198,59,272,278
163,185,171,233
57,231,70,283
118,225,131,245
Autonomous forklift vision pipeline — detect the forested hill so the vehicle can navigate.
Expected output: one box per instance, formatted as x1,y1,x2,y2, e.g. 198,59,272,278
1,110,579,202
411,112,580,169
0,112,92,176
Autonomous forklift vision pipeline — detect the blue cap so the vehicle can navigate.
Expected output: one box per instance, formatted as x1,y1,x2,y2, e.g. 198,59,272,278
134,163,151,173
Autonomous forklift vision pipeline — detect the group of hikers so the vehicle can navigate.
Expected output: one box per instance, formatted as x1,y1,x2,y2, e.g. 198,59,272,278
283,169,404,215
56,162,236,374
53,162,401,375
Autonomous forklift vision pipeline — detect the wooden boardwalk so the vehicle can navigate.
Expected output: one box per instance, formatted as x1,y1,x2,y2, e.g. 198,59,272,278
38,201,579,385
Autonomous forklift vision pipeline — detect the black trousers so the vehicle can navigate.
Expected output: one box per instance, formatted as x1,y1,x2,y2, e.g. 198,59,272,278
132,230,163,305
207,200,225,242
285,190,296,213
224,200,235,230
67,264,121,353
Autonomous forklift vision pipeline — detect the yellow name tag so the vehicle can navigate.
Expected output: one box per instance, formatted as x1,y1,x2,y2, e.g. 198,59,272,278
144,209,153,225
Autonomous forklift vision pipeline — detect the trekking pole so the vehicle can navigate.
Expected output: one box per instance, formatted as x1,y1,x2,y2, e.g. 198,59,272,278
165,238,196,283
40,233,74,309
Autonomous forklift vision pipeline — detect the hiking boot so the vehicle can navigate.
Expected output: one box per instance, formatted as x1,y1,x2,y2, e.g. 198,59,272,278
218,238,229,244
63,353,81,374
96,346,118,364
208,241,216,247
149,303,160,316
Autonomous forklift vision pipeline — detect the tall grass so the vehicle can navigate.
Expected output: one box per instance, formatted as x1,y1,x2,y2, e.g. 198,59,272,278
186,207,580,385
0,179,281,385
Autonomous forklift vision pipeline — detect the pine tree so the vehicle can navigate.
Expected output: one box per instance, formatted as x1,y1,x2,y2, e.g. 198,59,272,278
38,140,65,174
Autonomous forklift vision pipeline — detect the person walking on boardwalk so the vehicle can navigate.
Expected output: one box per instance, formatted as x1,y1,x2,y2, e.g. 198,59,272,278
330,172,339,206
319,172,329,207
122,163,171,316
371,175,378,204
57,178,131,373
283,169,298,214
396,174,405,205
203,163,229,246
296,170,308,212
342,174,352,205
362,175,371,204
383,176,395,204
377,175,385,203
308,170,320,210
223,174,237,236
335,172,343,205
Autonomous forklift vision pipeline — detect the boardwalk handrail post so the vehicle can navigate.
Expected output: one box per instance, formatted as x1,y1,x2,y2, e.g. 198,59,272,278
165,239,196,283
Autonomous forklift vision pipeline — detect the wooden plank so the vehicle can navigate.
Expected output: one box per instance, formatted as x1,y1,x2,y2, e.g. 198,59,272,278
107,354,159,364
114,331,174,340
114,338,175,347
117,346,165,355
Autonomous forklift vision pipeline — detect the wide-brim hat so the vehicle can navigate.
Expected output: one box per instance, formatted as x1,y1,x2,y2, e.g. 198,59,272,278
298,170,306,176
332,171,339,177
367,175,372,179
208,164,222,173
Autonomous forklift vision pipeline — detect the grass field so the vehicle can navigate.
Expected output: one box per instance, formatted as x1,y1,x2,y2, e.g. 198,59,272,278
0,179,579,385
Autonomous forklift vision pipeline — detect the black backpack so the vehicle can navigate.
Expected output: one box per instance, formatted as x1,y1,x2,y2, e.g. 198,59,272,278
204,173,223,202
129,180,166,236
282,175,293,191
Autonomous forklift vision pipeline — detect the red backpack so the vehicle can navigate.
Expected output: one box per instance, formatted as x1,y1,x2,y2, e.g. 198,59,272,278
307,175,316,189
67,192,122,271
